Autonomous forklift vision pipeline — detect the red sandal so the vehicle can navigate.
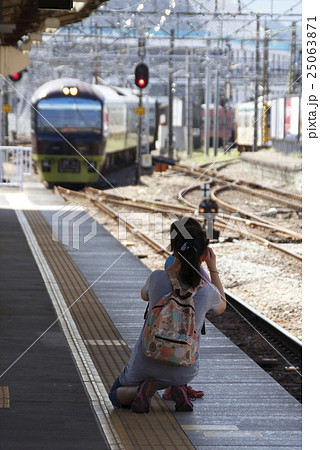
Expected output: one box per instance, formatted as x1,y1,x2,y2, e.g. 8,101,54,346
131,377,163,413
162,385,204,401
170,385,194,411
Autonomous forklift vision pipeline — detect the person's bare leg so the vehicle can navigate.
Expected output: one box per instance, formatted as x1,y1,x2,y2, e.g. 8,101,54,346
116,386,139,406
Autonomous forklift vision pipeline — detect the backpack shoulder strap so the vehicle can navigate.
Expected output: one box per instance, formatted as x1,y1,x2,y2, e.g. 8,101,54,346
166,269,206,298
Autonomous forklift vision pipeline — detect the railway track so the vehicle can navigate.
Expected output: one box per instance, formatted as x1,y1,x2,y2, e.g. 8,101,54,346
53,159,302,263
82,185,301,261
225,290,301,361
176,161,302,207
54,184,302,402
154,156,302,207
170,164,302,261
213,290,302,403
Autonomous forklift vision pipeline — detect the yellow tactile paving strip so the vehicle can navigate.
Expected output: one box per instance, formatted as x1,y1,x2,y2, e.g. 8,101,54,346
25,210,194,450
0,386,9,408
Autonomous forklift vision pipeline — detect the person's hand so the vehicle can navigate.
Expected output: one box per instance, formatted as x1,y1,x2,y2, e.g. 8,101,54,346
205,247,218,272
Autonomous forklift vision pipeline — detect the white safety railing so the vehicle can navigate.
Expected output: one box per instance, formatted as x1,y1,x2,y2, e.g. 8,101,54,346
0,146,33,191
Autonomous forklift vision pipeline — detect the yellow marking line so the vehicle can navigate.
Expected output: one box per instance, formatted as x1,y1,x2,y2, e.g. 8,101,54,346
204,431,263,438
0,386,9,408
182,425,239,431
85,339,127,346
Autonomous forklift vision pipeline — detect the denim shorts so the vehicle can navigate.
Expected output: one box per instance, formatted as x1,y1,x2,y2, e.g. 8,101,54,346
108,376,168,408
108,376,123,408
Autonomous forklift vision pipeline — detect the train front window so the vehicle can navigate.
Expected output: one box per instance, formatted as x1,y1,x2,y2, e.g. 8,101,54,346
36,97,102,134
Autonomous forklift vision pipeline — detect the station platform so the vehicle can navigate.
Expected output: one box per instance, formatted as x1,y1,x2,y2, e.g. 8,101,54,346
240,149,302,190
0,179,302,449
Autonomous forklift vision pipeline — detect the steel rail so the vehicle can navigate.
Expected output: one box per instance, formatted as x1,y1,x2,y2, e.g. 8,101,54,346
191,162,302,202
87,187,302,250
225,290,302,360
86,187,195,214
56,186,170,257
56,175,302,262
215,213,301,240
176,177,302,261
211,170,302,203
211,185,302,241
176,174,302,240
173,163,302,203
92,201,170,257
215,216,302,261
219,182,302,211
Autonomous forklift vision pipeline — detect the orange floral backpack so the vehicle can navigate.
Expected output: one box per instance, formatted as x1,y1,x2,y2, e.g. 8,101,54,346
143,270,206,367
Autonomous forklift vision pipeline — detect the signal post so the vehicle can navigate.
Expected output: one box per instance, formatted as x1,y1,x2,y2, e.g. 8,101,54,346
134,62,149,185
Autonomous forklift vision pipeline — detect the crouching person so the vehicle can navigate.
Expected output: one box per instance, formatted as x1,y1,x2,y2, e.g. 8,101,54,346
108,218,226,413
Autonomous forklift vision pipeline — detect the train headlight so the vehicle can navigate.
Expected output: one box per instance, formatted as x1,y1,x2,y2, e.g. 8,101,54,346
62,86,78,96
70,87,78,96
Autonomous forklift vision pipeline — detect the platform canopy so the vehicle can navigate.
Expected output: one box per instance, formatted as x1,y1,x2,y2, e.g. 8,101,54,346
0,0,110,47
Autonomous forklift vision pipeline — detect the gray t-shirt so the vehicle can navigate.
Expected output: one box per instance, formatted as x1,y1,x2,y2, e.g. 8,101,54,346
118,270,221,387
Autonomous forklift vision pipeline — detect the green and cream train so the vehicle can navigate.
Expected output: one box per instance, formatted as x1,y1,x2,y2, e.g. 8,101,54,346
31,78,156,187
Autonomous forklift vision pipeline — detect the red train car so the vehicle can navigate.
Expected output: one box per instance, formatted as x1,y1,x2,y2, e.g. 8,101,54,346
200,104,234,148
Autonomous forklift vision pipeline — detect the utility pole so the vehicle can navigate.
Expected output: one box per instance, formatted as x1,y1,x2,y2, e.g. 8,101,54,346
213,69,219,156
1,82,9,146
253,15,260,152
244,66,248,101
185,49,193,157
135,39,148,185
288,21,297,94
262,26,269,105
262,26,269,145
93,22,99,84
204,38,211,156
168,29,174,159
136,89,143,184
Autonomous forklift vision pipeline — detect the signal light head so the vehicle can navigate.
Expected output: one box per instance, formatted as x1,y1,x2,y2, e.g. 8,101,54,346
9,72,23,82
135,63,149,89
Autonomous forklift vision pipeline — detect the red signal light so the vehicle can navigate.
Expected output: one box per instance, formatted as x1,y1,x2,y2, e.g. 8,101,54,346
9,72,23,82
137,78,146,87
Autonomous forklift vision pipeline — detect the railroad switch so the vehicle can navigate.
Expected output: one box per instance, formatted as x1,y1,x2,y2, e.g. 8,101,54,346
199,198,220,240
